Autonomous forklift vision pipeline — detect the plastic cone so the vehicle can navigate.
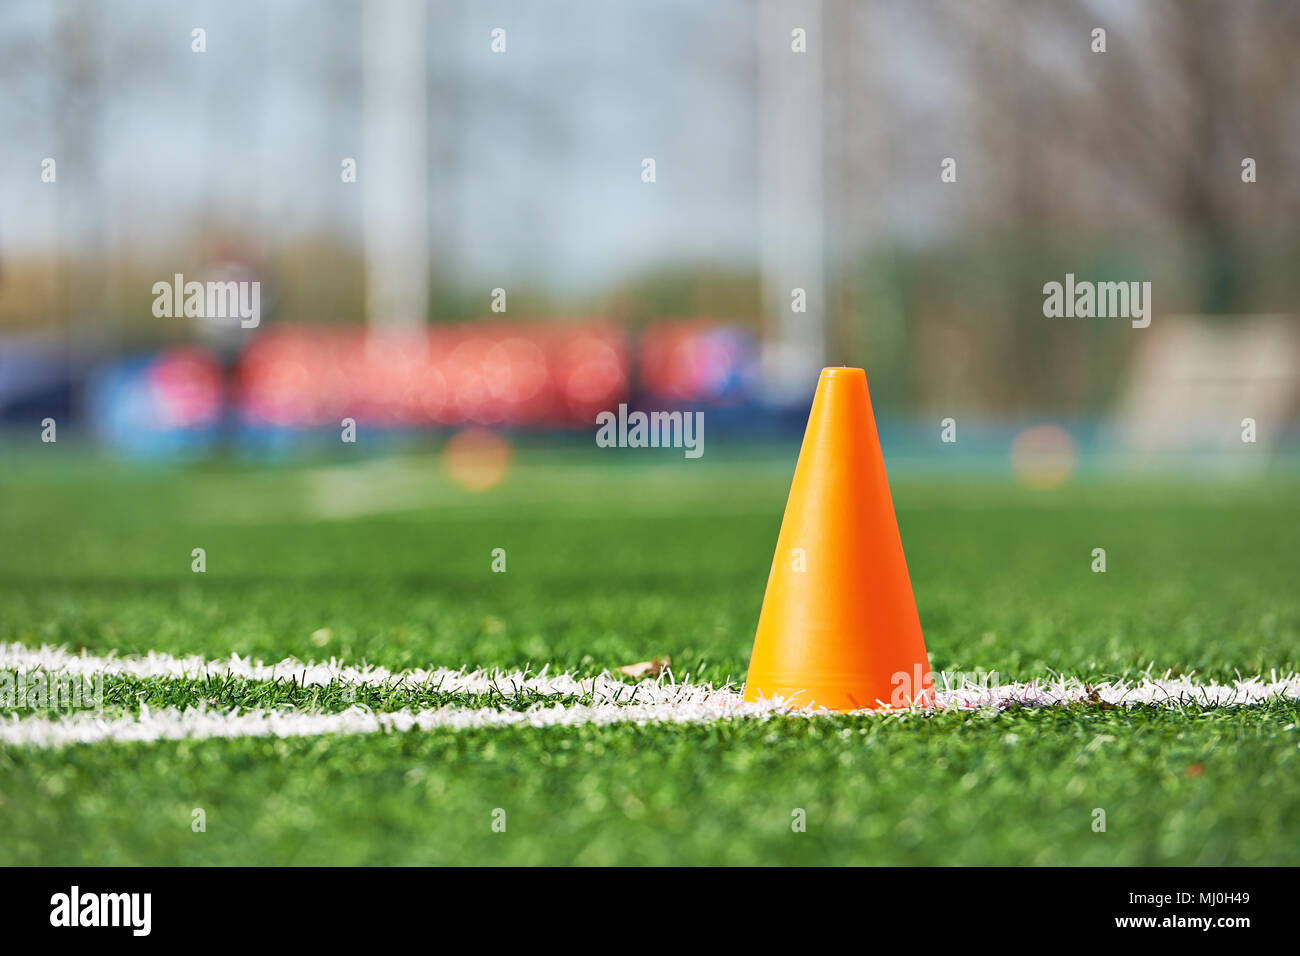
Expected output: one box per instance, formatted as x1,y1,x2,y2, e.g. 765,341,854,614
744,367,931,711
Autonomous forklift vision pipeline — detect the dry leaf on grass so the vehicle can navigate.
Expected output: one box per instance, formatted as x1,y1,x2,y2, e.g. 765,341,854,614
616,657,671,679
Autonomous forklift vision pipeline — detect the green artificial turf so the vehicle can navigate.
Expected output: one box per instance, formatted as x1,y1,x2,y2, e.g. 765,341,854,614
4,703,1298,865
1,446,1297,864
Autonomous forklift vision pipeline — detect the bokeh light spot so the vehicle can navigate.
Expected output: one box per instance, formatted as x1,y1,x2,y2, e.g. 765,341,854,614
1011,424,1078,489
442,428,513,491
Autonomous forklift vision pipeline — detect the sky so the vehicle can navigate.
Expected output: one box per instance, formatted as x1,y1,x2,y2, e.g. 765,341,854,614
0,0,767,291
0,0,1162,294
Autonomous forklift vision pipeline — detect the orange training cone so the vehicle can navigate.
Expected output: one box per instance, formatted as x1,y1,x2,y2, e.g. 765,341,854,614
744,367,931,711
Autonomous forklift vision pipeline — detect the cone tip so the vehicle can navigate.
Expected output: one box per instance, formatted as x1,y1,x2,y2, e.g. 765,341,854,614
818,366,866,382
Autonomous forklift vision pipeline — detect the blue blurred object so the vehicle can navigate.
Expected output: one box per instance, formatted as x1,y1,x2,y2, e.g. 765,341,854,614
638,321,760,405
87,349,225,459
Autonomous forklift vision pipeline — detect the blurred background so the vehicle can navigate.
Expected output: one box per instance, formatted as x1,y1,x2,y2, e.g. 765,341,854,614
1,0,1298,477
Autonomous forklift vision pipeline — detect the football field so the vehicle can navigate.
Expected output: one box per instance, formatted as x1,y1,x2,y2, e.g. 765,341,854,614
2,448,1298,865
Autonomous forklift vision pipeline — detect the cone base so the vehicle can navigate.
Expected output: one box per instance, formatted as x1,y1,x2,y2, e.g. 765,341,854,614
743,674,933,712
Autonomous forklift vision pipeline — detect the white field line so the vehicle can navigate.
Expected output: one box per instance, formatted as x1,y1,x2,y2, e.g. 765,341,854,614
2,643,1299,750
0,642,692,705
3,642,1299,709
0,697,789,749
